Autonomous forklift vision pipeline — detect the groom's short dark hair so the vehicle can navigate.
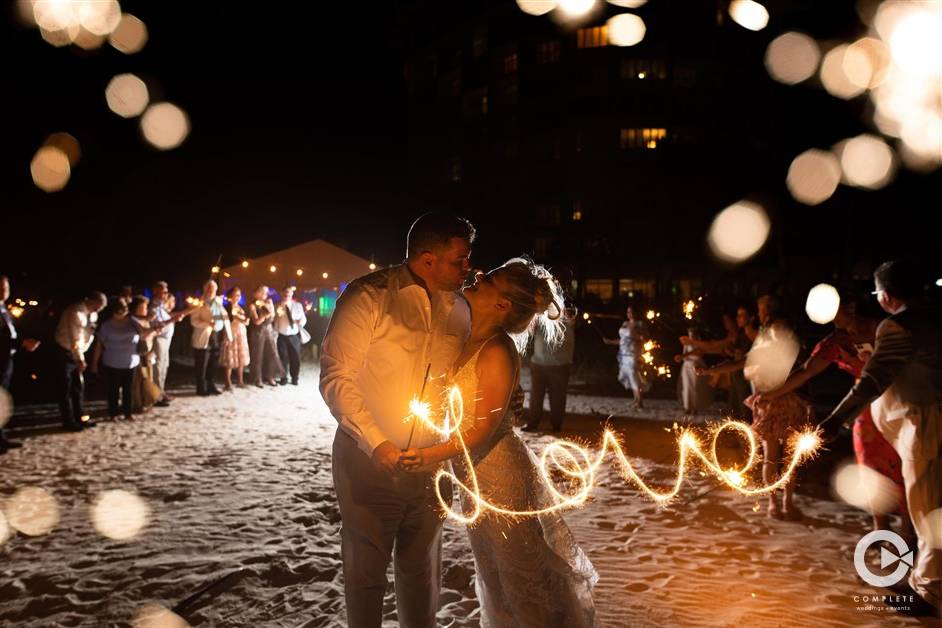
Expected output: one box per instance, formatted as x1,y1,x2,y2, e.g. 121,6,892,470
406,213,476,258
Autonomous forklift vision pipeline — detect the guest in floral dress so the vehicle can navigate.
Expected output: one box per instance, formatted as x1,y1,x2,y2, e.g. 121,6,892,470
221,287,250,390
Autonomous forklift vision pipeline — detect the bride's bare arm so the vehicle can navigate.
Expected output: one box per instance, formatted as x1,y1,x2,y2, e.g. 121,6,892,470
400,338,516,469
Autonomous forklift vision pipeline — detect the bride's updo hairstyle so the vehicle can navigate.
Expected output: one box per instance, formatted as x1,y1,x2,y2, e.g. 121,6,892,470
497,257,566,352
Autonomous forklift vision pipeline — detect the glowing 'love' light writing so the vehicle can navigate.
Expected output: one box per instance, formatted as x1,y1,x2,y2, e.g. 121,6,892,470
407,385,821,525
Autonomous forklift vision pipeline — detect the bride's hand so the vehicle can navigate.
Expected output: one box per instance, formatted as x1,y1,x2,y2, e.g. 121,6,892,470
397,448,425,471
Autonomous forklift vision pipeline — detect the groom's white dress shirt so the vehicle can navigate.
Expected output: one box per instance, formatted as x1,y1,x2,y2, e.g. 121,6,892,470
320,264,470,456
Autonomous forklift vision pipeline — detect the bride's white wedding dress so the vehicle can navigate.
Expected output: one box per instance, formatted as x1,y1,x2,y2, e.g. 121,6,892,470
448,341,597,627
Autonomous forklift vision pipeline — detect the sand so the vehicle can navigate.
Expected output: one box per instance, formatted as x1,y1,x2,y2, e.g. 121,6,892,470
1,366,938,627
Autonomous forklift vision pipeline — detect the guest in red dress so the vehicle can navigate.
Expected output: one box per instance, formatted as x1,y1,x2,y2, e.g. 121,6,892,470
753,298,912,540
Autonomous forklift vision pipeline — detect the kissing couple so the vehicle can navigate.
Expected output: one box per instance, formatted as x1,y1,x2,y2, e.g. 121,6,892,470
321,213,597,627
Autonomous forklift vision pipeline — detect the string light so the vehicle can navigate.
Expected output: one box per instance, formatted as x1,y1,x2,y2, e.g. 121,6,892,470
241,261,249,268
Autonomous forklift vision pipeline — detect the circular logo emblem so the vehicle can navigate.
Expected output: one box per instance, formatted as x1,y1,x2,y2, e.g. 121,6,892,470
854,530,914,587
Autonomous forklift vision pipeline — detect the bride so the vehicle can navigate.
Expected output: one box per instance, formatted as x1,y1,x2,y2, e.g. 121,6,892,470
399,257,597,627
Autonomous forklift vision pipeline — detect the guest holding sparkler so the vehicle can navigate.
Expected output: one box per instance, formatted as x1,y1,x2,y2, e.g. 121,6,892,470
191,280,230,396
602,305,648,409
221,287,250,390
247,285,283,387
753,295,912,544
1,275,40,452
681,310,751,418
54,291,107,431
822,261,941,614
699,295,813,520
674,326,713,415
149,281,193,405
275,285,307,386
130,296,161,412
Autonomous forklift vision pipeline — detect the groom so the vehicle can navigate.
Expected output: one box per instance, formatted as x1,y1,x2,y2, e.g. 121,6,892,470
320,213,474,627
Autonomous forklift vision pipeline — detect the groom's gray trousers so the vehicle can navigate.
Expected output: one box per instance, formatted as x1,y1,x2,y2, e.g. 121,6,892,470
332,429,450,628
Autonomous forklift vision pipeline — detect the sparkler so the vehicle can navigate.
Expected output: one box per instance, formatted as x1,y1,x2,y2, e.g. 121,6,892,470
404,363,432,451
410,385,821,525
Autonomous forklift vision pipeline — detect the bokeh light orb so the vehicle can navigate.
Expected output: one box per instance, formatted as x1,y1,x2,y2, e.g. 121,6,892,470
820,44,865,100
728,0,769,32
77,0,122,36
786,149,841,205
30,145,71,193
44,132,81,167
744,324,800,392
32,0,79,32
106,73,150,119
888,8,942,78
557,0,595,17
843,37,890,89
832,462,900,515
607,14,646,47
607,0,647,7
91,490,151,541
805,283,841,324
764,32,820,85
516,0,557,15
109,13,148,54
707,201,770,263
835,134,896,189
140,103,191,150
39,24,78,47
132,604,190,628
3,487,60,536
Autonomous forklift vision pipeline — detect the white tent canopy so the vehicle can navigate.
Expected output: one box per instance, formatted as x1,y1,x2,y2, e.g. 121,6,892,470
220,239,377,295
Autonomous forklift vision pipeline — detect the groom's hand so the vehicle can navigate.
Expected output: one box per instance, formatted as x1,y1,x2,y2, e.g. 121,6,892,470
398,448,425,472
371,441,401,474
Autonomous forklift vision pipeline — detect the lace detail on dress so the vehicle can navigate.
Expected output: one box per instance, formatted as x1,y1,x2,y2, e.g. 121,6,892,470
447,336,598,627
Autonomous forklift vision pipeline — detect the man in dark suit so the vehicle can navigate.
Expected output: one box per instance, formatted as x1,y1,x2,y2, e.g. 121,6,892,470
823,260,941,615
0,275,41,453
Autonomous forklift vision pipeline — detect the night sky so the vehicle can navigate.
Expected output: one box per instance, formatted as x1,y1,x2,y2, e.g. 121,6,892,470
2,0,939,300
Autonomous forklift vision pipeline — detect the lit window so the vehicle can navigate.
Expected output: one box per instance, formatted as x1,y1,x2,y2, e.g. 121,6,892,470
620,128,667,150
619,279,657,298
536,40,560,64
572,201,583,221
503,52,518,74
621,58,668,80
577,26,608,49
585,279,614,302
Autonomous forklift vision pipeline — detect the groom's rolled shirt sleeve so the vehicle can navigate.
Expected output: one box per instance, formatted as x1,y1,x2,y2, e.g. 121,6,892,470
319,284,387,456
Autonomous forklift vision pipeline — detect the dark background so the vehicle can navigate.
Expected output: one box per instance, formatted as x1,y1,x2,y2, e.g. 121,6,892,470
1,0,938,309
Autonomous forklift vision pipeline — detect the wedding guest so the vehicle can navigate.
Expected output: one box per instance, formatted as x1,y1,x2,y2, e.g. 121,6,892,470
674,326,713,415
191,280,230,396
700,295,813,520
247,285,283,387
602,305,648,409
681,311,751,418
822,260,941,614
754,295,912,543
54,291,107,431
90,299,140,421
1,275,40,452
275,285,307,386
149,281,193,405
221,287,250,390
129,296,160,412
523,303,576,432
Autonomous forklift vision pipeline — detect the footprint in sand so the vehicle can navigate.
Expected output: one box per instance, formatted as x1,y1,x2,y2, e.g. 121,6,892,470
625,582,650,593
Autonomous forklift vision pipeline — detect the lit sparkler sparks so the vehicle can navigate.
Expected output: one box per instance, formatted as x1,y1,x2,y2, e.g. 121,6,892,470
410,385,822,525
683,299,697,320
